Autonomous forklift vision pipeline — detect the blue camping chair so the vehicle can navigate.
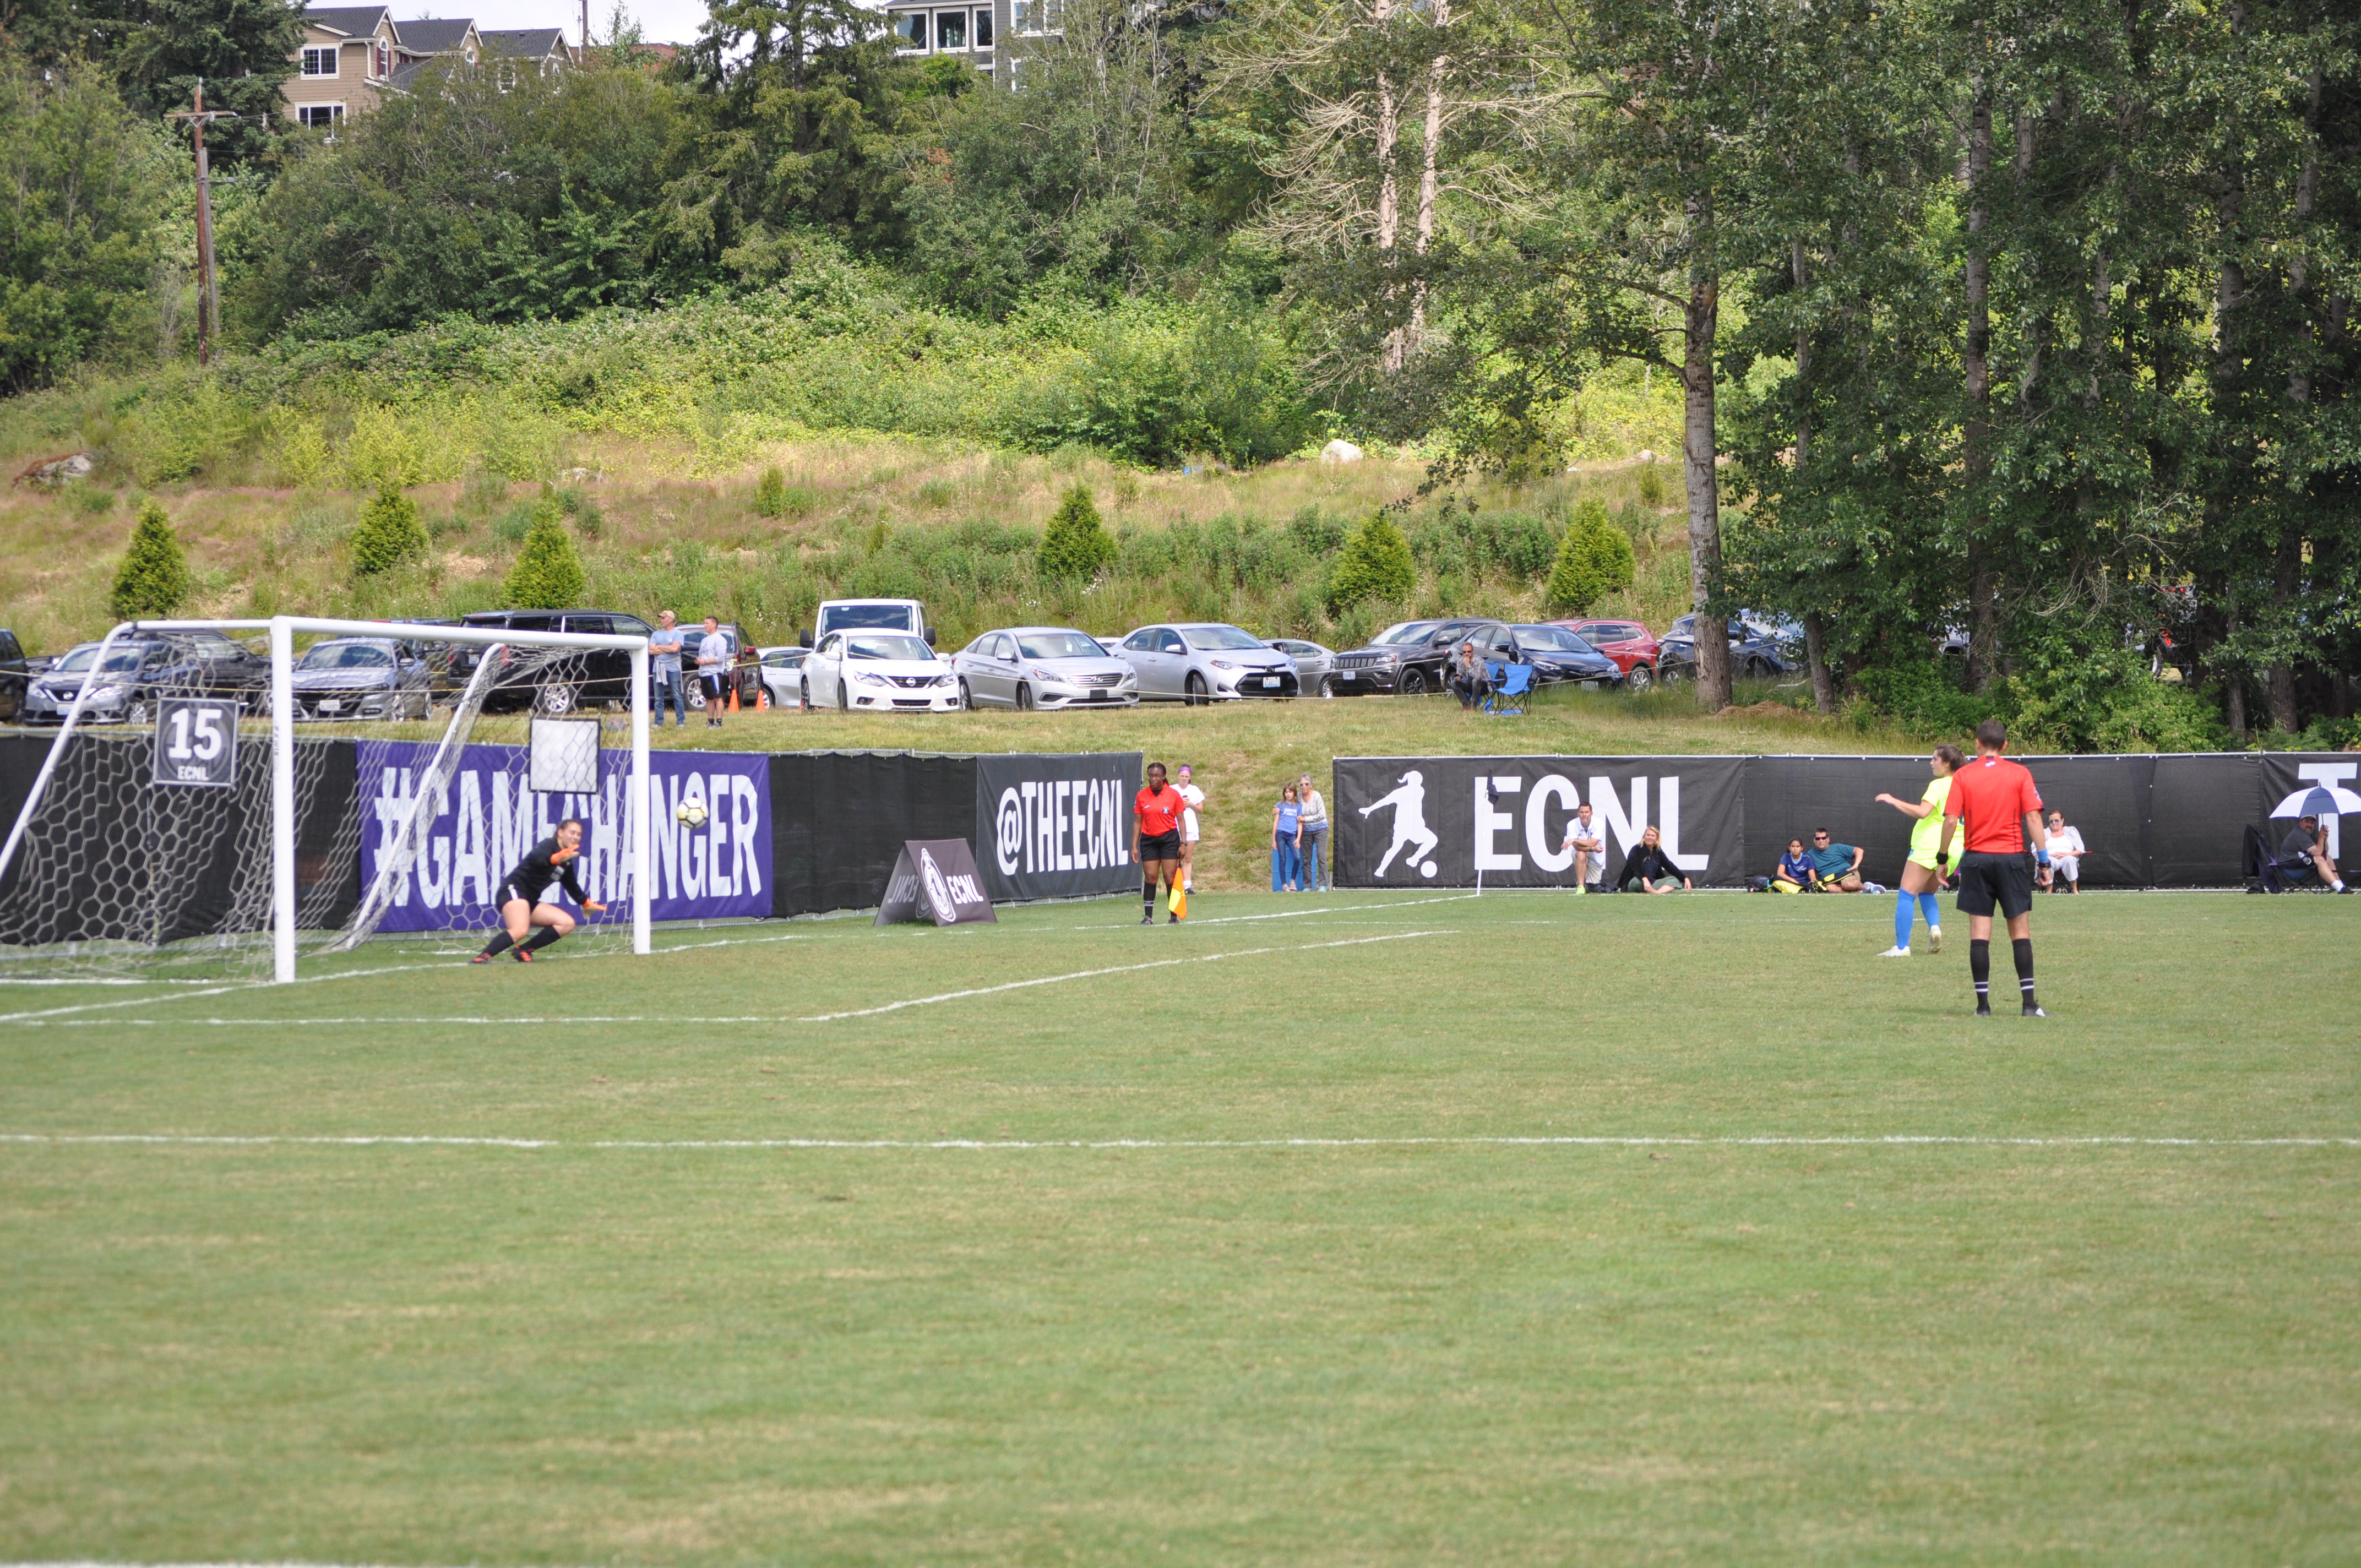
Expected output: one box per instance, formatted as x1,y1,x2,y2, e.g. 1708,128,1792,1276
1482,661,1533,715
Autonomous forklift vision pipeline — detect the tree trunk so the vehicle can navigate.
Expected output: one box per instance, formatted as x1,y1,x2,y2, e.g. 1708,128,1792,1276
1793,239,1835,715
2268,527,2300,732
1374,0,1403,373
1804,613,1836,716
1407,0,1449,349
1682,213,1731,710
1963,72,1999,692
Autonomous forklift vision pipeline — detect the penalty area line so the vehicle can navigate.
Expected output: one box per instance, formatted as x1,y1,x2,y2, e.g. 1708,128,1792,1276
4,1134,2355,1152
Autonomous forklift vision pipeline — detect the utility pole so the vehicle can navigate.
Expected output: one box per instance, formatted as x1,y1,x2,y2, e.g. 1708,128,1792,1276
581,0,590,59
165,81,239,367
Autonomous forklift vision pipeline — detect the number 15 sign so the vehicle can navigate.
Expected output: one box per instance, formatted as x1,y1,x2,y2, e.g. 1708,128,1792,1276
151,696,240,788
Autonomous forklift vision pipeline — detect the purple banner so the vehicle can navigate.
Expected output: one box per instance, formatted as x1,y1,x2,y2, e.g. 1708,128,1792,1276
356,741,771,931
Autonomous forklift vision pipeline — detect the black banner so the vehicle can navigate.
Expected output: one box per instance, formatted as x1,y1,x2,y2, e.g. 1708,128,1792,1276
876,839,998,925
768,750,978,918
975,752,1144,902
1332,755,1749,888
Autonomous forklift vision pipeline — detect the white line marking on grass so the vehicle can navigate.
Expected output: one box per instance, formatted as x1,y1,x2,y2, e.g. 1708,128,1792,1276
4,1133,2354,1152
1080,892,1482,928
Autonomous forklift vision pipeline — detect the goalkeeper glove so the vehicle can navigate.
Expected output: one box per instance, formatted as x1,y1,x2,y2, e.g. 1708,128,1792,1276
582,901,605,915
552,847,580,864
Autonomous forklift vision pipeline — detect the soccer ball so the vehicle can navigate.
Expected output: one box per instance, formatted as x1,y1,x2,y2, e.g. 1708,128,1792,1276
676,797,709,830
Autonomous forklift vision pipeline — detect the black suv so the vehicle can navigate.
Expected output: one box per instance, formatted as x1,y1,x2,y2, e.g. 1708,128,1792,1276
454,609,655,714
1329,618,1515,696
1658,614,1797,682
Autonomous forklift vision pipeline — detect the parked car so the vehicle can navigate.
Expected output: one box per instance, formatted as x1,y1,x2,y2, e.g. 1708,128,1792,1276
1553,617,1660,689
802,598,935,648
952,627,1140,710
755,646,809,710
1657,614,1793,682
1267,637,1338,698
287,636,433,722
1327,618,1502,696
453,609,657,714
1509,624,1626,688
1114,623,1301,702
0,628,28,722
25,631,269,724
803,629,963,712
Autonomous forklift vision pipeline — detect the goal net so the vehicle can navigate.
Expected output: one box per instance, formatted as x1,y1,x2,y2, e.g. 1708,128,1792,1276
0,617,651,986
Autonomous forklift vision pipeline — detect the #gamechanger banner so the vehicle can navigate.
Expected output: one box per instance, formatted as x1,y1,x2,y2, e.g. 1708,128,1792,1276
1331,755,1749,889
355,740,771,930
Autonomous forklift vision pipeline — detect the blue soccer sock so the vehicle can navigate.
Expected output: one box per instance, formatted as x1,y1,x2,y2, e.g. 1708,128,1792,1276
1894,890,1916,949
1918,892,1941,932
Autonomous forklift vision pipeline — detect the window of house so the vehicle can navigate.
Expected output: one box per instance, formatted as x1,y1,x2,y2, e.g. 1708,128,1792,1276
301,46,338,75
891,11,926,47
973,9,992,46
933,10,966,48
296,104,344,128
375,40,389,76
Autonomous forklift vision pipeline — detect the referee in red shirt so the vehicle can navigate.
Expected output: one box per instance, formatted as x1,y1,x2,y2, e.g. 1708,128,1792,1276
1135,762,1186,924
1935,719,2050,1016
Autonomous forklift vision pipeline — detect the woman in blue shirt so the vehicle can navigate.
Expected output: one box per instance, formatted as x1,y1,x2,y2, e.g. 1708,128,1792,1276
1774,839,1818,894
1272,784,1304,891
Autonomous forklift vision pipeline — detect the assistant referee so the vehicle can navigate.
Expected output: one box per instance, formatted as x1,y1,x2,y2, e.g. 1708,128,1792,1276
1934,720,2049,1016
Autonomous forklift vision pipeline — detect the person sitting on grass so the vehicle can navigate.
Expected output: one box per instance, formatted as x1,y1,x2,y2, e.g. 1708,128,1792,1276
1618,825,1693,894
1774,838,1819,894
1806,828,1865,891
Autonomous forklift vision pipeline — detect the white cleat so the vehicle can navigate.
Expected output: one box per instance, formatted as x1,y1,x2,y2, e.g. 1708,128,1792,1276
1878,945,1911,958
1928,925,1943,952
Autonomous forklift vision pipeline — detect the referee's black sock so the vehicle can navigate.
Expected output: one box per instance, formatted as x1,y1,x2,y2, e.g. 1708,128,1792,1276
2012,937,2037,1008
517,927,562,954
1144,875,1158,919
1970,939,1992,1011
480,930,514,959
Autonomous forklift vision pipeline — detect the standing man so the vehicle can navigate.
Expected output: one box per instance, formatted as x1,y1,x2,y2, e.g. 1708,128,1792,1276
1935,719,2048,1016
648,611,687,728
1297,772,1329,891
695,616,731,729
1135,762,1185,924
1561,801,1606,892
1175,763,1207,894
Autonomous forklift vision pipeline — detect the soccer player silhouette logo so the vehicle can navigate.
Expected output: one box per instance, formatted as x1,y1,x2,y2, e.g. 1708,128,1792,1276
1360,769,1441,878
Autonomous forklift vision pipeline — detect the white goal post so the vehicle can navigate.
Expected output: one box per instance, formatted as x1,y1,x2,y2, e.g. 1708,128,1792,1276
0,615,651,983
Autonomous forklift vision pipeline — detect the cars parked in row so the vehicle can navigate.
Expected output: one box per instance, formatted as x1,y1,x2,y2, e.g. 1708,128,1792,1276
1554,618,1661,688
25,631,270,725
953,628,1140,710
1657,614,1796,683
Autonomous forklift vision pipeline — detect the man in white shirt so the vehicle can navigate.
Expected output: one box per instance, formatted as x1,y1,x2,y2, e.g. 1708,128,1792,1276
2040,810,2086,892
1297,772,1329,891
648,610,687,728
1175,764,1207,892
695,616,731,729
1562,802,1606,892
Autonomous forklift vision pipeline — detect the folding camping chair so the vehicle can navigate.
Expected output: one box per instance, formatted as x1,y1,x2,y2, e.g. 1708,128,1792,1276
1482,661,1533,715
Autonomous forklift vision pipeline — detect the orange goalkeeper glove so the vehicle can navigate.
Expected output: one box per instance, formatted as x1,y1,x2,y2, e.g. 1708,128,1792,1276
551,847,580,865
581,901,605,915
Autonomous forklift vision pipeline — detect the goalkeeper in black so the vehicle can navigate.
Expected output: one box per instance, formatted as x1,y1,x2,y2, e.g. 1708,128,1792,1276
475,818,605,963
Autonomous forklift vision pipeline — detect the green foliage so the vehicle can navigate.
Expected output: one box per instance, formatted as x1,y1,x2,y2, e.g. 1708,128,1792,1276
1543,501,1636,616
0,63,173,393
1037,485,1117,581
2000,633,2231,755
1009,309,1313,468
502,500,587,608
1327,514,1415,613
109,499,188,618
109,0,302,167
350,486,430,575
1848,659,1997,742
753,466,789,518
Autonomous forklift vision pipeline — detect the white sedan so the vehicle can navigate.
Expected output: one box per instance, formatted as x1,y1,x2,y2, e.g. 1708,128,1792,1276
803,630,964,713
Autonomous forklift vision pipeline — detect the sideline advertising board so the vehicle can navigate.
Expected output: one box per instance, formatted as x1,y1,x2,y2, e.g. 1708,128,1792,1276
975,752,1144,902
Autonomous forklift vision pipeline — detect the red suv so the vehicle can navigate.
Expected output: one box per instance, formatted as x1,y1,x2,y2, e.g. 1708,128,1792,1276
1553,618,1661,689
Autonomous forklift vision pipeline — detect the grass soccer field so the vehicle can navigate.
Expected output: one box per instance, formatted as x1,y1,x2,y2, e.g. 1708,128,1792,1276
3,889,2355,1565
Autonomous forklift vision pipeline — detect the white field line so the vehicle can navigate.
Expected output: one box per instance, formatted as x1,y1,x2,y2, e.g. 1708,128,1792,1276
3,1133,2354,1152
1075,891,1482,928
8,932,1446,1029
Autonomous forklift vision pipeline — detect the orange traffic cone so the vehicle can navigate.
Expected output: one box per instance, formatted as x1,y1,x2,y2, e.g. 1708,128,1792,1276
728,683,740,713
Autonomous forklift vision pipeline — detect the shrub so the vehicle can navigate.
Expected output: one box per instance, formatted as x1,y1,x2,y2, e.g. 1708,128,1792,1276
1327,514,1416,612
1636,460,1668,508
350,485,429,574
1038,484,1117,581
1544,500,1636,615
109,500,188,619
753,466,789,518
502,499,586,608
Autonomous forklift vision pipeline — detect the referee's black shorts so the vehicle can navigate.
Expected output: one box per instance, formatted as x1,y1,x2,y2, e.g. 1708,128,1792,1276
1954,851,2035,919
1139,830,1182,863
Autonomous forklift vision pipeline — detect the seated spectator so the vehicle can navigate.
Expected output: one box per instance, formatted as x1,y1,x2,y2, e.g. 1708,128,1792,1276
1774,838,1818,894
2040,810,2086,892
2279,815,2349,894
1450,641,1490,709
1560,802,1607,893
1618,825,1692,894
1807,827,1864,891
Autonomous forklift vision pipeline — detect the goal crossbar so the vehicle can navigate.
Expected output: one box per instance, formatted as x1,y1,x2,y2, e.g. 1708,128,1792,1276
0,616,653,983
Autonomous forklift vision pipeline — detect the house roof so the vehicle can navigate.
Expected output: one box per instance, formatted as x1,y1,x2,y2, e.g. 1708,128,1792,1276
479,26,567,58
302,4,391,37
393,17,476,53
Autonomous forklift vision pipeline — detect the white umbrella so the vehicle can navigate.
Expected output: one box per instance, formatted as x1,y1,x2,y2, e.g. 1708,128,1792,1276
2270,783,2361,818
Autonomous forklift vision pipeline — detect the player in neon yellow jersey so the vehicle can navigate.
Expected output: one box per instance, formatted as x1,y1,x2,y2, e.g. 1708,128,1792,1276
1873,743,1964,956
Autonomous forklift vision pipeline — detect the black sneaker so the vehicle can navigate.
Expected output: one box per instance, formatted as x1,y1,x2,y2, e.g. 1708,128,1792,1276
1167,913,1180,924
2022,1002,2047,1017
1140,912,1154,924
1975,1003,1993,1016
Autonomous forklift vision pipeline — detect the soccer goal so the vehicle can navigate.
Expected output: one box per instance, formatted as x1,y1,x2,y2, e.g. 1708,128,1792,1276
0,616,651,984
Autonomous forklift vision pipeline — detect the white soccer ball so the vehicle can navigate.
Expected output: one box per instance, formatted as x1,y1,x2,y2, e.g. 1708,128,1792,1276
676,797,709,830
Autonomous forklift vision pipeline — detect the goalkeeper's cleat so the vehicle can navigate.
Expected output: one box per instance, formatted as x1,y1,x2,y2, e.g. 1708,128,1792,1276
470,952,492,963
2022,1002,2047,1017
1878,945,1911,958
514,948,535,962
1928,925,1943,952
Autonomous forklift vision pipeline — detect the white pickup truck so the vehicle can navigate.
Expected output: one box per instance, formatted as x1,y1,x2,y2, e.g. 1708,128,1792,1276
800,598,936,650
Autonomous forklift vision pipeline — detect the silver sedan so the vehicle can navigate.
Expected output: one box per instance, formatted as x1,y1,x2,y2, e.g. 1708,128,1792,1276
951,627,1141,710
1269,637,1337,698
1114,623,1302,703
